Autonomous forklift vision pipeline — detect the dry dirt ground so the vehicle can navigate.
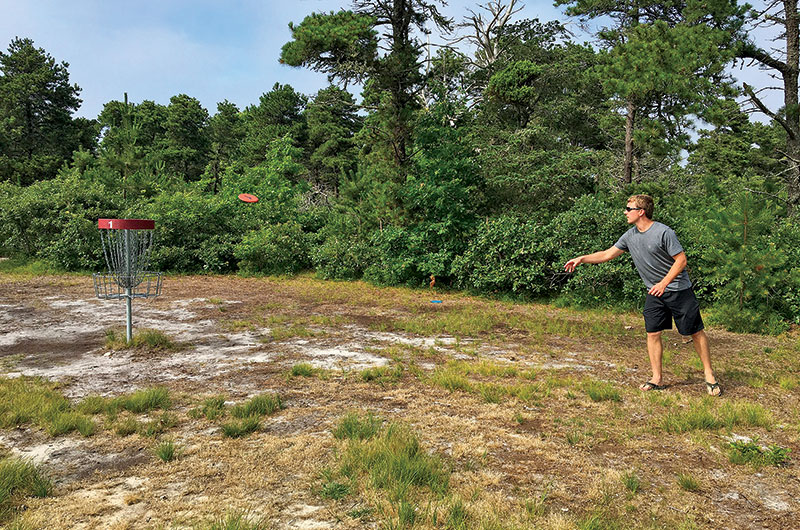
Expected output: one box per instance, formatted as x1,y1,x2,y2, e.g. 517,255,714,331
0,273,798,529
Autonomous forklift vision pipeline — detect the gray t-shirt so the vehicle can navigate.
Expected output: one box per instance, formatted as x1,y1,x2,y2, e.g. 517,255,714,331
614,222,692,291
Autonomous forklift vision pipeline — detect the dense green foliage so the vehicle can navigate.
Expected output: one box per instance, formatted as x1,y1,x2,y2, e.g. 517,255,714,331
1,1,799,334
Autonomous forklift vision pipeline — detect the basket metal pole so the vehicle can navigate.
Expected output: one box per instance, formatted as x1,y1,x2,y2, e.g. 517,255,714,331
126,288,133,343
125,229,132,343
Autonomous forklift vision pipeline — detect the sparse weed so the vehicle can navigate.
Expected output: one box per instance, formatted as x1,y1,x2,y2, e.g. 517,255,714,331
141,412,178,437
676,473,700,492
230,394,283,418
196,510,270,529
512,412,525,425
728,439,791,468
565,431,583,446
114,416,139,436
778,376,798,391
194,395,226,421
621,471,640,494
320,479,350,500
447,498,468,529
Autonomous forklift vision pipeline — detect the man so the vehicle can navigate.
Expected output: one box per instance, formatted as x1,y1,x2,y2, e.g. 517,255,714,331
564,194,721,396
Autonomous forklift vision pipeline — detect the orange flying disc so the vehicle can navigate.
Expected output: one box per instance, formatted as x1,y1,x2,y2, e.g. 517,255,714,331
238,193,258,203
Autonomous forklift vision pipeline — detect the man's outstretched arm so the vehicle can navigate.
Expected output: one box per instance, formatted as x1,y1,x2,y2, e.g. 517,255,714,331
564,246,624,273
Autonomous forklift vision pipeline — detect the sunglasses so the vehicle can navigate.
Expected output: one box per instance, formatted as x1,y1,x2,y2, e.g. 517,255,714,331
625,207,643,212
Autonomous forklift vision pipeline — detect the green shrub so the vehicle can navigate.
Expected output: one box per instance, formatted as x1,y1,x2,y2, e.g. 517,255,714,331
235,221,310,274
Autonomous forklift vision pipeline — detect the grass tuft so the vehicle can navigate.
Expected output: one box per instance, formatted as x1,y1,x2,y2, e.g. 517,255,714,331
105,328,181,351
676,472,700,492
333,412,383,441
622,471,640,494
230,394,283,419
195,510,270,530
290,363,317,377
155,439,179,462
0,457,53,523
117,387,171,414
221,417,261,438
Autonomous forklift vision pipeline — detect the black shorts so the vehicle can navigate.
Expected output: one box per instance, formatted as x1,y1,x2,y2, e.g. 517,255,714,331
643,288,704,335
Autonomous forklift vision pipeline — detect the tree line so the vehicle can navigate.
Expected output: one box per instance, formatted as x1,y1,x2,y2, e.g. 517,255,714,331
1,0,798,334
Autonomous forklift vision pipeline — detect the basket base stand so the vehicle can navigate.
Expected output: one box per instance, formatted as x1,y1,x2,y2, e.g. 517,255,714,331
126,289,133,343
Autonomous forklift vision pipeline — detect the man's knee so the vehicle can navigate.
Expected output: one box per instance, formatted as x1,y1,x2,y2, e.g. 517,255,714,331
647,331,662,338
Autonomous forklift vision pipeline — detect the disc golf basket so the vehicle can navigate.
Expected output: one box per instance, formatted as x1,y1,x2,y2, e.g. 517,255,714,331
92,219,162,343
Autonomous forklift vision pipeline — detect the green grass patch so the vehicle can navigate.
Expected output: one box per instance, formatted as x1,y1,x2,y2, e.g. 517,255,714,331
0,457,53,523
117,387,172,414
476,383,506,404
45,411,95,437
230,394,283,419
333,412,383,441
340,423,449,495
360,364,404,385
0,377,95,437
430,367,473,393
583,380,622,402
727,439,791,468
661,398,773,433
221,417,261,438
267,325,321,341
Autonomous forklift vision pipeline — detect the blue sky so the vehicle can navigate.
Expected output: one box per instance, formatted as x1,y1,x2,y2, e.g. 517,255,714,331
0,0,774,120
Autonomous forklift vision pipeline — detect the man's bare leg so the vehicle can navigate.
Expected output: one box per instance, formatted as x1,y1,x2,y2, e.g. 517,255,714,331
691,330,720,395
641,331,664,389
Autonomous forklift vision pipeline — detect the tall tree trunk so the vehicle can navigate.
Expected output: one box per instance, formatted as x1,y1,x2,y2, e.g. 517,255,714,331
623,98,636,184
785,0,800,213
740,0,800,213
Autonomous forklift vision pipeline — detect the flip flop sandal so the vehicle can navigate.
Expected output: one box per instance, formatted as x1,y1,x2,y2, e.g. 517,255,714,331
640,381,665,391
706,381,723,396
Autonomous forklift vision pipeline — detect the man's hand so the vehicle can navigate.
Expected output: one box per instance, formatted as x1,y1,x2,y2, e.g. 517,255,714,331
564,256,583,273
648,281,668,297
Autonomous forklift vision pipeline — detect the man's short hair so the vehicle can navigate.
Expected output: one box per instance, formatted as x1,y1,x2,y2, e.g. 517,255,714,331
628,194,654,219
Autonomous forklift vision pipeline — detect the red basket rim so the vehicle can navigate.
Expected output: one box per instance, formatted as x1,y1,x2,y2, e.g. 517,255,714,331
97,219,155,230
